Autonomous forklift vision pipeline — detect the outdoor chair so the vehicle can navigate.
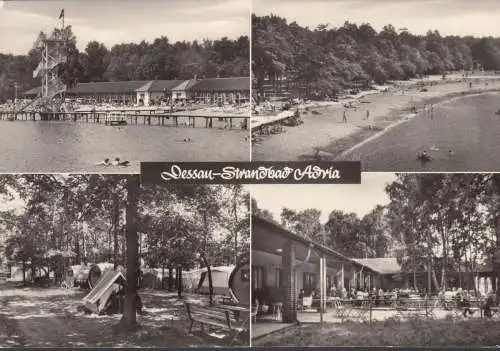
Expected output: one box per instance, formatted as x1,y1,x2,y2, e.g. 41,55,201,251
251,300,259,323
302,295,313,311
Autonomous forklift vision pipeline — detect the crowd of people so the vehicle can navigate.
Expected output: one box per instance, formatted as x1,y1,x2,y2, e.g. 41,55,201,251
295,285,499,317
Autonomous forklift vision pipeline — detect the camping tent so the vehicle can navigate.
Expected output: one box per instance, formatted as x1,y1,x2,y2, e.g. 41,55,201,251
229,262,250,306
82,269,126,314
195,265,235,295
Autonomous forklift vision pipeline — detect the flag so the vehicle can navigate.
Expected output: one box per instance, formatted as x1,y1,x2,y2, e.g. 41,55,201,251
59,9,64,19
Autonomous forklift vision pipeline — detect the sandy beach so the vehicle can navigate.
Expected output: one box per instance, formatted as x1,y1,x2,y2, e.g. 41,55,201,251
252,76,500,166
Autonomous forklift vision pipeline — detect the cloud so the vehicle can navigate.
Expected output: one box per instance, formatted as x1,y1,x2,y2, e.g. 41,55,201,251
0,0,250,55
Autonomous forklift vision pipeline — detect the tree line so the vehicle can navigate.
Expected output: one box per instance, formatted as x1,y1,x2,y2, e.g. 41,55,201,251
252,14,500,98
0,175,249,285
252,174,500,293
0,25,250,102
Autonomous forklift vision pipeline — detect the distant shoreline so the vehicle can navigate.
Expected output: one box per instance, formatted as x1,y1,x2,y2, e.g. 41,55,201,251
252,77,500,162
334,88,500,160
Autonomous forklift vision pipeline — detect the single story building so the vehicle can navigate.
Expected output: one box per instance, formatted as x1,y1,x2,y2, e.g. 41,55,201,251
171,79,198,102
252,215,374,323
23,77,251,106
66,81,149,104
188,77,250,104
136,79,184,105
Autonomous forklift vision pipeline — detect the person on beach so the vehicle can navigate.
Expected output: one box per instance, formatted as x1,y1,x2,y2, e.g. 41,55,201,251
365,109,370,120
342,110,347,123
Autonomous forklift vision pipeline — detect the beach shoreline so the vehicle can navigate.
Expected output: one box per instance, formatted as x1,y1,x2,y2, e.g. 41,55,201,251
336,88,500,159
252,77,500,161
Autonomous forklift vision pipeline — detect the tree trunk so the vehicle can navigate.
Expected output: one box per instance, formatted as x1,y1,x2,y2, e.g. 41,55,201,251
168,267,173,291
233,188,239,265
113,194,119,269
161,265,165,290
201,255,214,306
120,175,139,330
494,175,500,300
22,261,26,284
177,267,183,298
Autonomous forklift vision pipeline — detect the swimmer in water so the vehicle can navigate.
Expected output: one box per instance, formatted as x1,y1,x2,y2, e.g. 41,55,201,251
112,157,130,166
448,149,454,157
417,150,431,162
96,158,111,166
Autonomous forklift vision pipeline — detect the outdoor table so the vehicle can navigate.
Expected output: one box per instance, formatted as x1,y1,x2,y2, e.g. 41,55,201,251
272,302,283,320
334,299,370,321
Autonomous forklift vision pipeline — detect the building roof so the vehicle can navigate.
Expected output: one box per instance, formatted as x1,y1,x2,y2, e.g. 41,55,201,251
24,77,250,96
351,258,402,275
253,214,362,267
188,77,250,92
23,86,42,96
143,80,186,92
66,81,150,94
136,80,154,92
172,79,199,91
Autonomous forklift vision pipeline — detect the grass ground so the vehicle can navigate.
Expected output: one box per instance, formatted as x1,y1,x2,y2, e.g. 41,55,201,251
254,315,500,347
0,282,249,347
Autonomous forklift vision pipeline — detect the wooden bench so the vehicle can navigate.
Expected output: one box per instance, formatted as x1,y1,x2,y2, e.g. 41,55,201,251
185,303,249,344
185,303,238,333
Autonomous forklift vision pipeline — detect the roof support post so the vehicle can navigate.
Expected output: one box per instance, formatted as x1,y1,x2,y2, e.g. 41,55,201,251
282,240,297,323
319,254,326,322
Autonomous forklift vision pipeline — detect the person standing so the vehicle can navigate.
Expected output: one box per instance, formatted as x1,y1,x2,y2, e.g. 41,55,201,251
342,110,347,123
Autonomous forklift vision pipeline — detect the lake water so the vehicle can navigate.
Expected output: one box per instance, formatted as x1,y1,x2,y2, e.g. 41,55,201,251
0,122,249,173
341,92,500,172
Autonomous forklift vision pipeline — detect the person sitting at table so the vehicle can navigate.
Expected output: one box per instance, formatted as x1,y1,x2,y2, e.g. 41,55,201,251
298,289,305,310
460,290,475,317
342,287,348,299
483,292,496,318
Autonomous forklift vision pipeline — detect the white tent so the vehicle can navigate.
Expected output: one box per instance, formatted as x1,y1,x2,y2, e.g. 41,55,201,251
196,265,235,295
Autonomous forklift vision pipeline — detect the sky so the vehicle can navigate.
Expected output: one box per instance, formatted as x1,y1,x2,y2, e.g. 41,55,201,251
247,172,397,223
253,0,500,38
0,0,250,55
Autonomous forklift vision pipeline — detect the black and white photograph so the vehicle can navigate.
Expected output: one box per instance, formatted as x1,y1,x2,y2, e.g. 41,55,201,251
251,0,500,171
0,0,251,173
0,175,250,347
250,173,500,347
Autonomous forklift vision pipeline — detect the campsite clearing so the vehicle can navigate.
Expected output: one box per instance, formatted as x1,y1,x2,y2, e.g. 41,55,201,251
0,282,248,347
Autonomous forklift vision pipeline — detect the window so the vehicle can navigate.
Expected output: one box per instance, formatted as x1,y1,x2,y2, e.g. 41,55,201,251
253,266,264,290
303,272,316,295
241,269,250,282
275,268,283,288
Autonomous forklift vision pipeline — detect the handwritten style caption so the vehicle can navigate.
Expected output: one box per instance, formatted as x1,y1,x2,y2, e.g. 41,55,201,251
141,162,361,184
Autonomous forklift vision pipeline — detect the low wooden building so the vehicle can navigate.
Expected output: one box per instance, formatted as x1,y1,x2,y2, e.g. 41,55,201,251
188,77,250,104
23,77,251,106
136,80,185,105
65,81,149,103
252,215,369,323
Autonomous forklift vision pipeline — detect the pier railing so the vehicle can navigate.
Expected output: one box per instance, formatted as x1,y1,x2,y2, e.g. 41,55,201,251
0,111,249,130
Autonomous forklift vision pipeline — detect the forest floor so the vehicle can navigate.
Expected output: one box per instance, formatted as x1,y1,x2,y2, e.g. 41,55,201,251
254,315,500,347
252,76,500,162
0,282,248,347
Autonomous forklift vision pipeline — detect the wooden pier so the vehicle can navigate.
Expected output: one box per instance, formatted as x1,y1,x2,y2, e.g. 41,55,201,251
0,110,249,130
